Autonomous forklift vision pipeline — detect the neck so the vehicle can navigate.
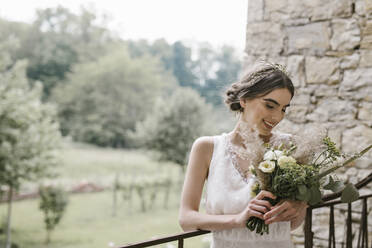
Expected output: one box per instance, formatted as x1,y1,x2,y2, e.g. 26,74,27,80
230,120,272,144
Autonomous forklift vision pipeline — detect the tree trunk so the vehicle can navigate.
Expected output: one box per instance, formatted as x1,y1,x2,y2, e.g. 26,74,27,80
5,186,13,248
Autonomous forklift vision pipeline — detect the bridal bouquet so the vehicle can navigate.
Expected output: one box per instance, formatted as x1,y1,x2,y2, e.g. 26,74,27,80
245,135,372,235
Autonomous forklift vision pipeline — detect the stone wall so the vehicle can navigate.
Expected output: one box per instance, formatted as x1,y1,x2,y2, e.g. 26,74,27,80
245,0,372,247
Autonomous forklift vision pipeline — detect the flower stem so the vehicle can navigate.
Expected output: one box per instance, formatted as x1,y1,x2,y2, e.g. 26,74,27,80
317,144,372,179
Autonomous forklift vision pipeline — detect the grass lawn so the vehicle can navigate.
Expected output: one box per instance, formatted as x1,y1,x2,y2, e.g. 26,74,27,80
0,142,210,248
1,191,210,248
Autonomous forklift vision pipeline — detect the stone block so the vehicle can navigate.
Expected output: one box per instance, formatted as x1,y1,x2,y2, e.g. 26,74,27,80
355,0,366,16
360,49,372,67
245,22,284,56
306,98,357,122
361,21,372,49
340,53,360,69
286,55,305,88
310,0,353,20
265,0,353,21
287,22,330,55
358,102,372,120
247,0,264,22
366,0,372,16
342,125,372,155
286,105,308,123
340,68,372,91
305,56,339,84
330,19,361,50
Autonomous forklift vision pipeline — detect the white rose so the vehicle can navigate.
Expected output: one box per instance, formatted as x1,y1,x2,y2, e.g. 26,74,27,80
258,160,276,173
278,156,297,168
263,150,284,161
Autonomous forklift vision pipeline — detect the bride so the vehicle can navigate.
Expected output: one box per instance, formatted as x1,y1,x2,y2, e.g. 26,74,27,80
179,63,308,248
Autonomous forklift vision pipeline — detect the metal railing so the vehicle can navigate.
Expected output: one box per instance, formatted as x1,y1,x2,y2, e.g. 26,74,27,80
118,230,210,248
304,172,372,248
118,173,372,248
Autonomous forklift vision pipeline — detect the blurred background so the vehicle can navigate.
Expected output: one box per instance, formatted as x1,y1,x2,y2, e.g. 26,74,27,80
0,1,248,248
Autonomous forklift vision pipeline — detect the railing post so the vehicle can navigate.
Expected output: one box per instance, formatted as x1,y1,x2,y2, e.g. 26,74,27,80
305,207,313,248
357,198,368,248
178,238,183,248
329,205,335,248
346,203,352,248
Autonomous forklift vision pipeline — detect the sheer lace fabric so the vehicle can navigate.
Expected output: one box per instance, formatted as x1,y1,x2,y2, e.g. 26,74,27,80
205,132,294,248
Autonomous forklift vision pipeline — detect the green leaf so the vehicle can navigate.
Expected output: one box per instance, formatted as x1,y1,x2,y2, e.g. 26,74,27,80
309,186,322,205
341,183,359,203
296,185,310,201
323,176,344,192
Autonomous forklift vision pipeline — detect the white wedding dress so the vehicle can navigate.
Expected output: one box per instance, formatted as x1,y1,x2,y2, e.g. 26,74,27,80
205,132,294,248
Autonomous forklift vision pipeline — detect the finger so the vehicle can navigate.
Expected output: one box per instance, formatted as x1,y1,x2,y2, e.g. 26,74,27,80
265,209,297,224
264,202,287,220
248,209,265,220
256,190,276,201
250,204,269,214
251,199,272,210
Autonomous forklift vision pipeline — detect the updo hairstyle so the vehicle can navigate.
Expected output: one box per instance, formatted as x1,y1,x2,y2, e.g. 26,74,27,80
225,63,294,112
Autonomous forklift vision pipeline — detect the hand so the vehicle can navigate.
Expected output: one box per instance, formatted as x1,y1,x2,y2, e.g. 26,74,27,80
235,190,276,228
263,199,308,225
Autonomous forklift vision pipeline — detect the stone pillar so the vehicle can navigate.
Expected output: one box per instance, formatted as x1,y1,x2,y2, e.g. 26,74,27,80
245,0,372,246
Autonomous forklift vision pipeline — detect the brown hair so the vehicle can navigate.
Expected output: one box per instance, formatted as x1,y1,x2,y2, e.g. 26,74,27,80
225,64,294,112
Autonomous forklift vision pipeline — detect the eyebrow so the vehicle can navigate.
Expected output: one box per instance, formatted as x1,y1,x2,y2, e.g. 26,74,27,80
263,98,290,107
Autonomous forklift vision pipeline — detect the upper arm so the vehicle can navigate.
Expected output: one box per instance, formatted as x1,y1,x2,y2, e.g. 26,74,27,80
179,136,214,213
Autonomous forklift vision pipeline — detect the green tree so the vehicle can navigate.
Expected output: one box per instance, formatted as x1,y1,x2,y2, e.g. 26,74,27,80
5,6,116,99
52,45,175,147
197,45,242,105
127,40,197,89
132,88,214,168
171,41,197,88
0,41,61,248
39,186,68,245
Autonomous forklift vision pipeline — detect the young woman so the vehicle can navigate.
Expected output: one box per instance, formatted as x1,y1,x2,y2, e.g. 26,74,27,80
179,64,308,248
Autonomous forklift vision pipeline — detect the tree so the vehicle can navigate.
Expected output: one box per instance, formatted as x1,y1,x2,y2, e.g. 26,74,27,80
5,6,117,100
132,88,214,168
171,41,197,88
0,41,61,248
51,45,176,147
39,186,68,245
196,45,242,105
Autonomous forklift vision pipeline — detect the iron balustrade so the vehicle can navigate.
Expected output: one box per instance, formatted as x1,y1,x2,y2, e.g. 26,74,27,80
118,172,372,248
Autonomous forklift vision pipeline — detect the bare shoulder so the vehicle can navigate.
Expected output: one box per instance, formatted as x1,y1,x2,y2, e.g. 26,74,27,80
193,136,214,151
190,136,215,166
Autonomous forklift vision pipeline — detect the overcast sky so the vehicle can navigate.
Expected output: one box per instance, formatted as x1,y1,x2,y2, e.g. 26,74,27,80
0,0,248,51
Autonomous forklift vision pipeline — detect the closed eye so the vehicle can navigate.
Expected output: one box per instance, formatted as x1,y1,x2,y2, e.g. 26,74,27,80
266,104,274,109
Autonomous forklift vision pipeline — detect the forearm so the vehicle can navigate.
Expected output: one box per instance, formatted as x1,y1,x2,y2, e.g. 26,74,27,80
179,210,240,232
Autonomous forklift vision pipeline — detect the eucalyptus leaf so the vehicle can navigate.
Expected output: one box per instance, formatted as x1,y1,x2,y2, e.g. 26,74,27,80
323,176,344,192
309,186,322,205
341,183,359,203
296,185,310,201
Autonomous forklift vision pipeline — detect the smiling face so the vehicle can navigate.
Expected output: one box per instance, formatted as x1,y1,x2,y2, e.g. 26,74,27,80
239,88,292,137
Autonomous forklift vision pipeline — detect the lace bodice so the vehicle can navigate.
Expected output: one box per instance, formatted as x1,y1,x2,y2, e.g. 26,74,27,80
205,132,294,248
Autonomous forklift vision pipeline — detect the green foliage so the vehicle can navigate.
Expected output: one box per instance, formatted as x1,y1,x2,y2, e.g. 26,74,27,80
39,186,68,244
132,88,214,166
2,6,117,99
127,40,242,106
195,45,242,105
0,48,61,189
52,45,175,147
0,43,62,248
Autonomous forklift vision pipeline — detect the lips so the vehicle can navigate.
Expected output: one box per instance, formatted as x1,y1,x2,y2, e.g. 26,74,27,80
263,120,275,129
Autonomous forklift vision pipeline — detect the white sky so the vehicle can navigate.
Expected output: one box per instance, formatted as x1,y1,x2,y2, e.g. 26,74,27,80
0,0,248,51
